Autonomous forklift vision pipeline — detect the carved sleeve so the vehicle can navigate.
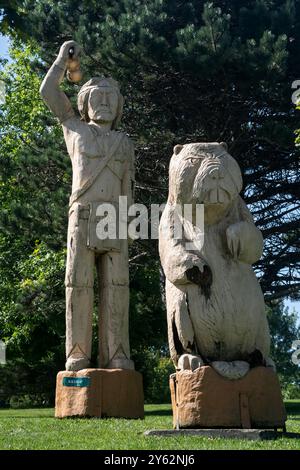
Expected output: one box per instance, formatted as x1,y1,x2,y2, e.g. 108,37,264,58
121,138,135,208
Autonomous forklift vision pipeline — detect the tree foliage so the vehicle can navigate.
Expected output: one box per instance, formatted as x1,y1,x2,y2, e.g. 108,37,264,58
0,1,299,402
2,0,297,300
268,301,300,388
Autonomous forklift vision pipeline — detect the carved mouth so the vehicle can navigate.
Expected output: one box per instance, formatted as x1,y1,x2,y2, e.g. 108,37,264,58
91,109,113,120
204,188,231,204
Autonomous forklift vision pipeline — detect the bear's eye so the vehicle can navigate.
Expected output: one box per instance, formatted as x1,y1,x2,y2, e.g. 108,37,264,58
188,158,201,164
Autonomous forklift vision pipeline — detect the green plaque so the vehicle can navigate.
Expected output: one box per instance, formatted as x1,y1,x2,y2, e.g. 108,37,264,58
62,377,91,387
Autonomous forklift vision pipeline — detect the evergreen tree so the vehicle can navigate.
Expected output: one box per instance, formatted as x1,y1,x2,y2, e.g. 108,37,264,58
2,0,297,300
268,301,300,388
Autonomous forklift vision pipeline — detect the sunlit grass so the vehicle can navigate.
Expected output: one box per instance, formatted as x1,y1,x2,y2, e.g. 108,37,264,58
0,402,299,450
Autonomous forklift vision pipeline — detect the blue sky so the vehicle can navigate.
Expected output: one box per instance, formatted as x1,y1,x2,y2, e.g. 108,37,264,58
0,33,299,323
0,34,10,61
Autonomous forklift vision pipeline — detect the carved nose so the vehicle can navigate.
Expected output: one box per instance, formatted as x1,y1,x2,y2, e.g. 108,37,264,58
101,93,108,105
209,167,224,180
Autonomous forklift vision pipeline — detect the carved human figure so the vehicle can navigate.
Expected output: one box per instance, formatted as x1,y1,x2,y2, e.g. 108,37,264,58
159,142,274,380
40,41,135,371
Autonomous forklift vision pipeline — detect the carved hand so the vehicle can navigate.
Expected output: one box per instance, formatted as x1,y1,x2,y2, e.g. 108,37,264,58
56,40,81,66
40,41,81,119
186,265,212,290
226,223,243,259
226,221,263,263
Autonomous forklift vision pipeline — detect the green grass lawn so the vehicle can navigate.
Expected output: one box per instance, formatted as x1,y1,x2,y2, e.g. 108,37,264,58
0,402,299,450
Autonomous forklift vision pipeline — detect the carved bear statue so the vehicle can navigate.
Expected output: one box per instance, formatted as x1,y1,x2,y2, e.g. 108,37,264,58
159,142,274,380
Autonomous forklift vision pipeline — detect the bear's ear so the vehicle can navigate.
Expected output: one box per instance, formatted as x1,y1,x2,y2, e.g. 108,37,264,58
173,144,183,155
220,142,228,151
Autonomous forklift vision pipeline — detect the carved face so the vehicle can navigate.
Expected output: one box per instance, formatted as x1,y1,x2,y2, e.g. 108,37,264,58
169,143,243,223
77,77,124,129
87,84,119,124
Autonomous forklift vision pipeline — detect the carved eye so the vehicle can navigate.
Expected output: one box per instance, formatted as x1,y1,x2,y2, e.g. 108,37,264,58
189,158,201,164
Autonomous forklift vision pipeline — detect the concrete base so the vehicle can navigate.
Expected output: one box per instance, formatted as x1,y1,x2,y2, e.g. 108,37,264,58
55,368,144,419
170,366,286,429
144,429,294,440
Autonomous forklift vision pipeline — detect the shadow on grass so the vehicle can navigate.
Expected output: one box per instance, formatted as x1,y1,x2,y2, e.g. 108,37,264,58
144,409,172,417
281,432,300,439
285,402,300,415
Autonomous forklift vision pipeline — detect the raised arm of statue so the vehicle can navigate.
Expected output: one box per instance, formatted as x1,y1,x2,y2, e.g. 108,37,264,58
40,41,80,123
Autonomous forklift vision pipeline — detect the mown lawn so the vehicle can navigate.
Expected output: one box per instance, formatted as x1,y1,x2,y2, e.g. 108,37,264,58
0,402,299,450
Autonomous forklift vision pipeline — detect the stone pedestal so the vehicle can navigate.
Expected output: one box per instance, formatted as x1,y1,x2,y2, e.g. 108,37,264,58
170,366,286,429
55,368,144,419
